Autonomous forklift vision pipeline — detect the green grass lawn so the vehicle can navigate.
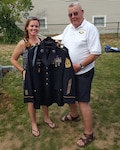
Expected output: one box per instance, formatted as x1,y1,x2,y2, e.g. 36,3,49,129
0,38,120,150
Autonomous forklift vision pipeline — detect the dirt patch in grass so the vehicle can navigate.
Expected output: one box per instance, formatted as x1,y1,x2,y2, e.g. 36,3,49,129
1,132,22,150
0,90,12,108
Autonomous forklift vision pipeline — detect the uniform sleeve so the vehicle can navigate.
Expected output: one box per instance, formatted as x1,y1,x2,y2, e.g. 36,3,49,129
62,47,76,104
24,49,34,103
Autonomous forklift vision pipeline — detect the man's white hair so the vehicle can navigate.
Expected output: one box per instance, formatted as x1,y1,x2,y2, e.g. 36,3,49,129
68,2,82,9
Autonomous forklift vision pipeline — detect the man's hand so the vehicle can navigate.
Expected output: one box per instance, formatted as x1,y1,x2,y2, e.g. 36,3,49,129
73,64,81,73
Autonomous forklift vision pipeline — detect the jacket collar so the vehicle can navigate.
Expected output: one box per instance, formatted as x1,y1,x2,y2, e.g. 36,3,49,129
39,37,57,66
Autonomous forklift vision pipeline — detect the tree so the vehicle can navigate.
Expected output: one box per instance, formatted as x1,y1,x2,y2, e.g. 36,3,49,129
0,0,34,43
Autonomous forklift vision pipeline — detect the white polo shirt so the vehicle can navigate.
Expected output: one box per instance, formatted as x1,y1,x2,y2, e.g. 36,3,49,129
62,19,101,75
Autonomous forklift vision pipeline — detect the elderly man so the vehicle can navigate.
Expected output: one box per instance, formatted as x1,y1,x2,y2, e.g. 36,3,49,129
61,2,101,147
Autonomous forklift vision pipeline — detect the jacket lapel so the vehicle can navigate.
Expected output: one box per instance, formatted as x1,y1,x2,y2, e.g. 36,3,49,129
39,38,57,66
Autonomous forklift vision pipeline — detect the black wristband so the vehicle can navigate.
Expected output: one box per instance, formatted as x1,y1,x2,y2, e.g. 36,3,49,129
21,69,25,73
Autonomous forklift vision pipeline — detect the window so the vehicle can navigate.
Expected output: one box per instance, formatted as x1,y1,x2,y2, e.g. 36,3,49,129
92,16,106,27
39,17,47,29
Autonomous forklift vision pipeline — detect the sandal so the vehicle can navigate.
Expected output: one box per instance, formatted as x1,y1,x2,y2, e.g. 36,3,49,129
77,133,95,147
45,122,56,129
31,129,40,137
60,114,80,122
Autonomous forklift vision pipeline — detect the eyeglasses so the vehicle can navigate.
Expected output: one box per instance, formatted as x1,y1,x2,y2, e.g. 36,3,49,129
68,12,78,18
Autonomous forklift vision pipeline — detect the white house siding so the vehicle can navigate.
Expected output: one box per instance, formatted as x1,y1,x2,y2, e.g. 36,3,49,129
80,0,120,33
29,0,70,35
19,0,120,35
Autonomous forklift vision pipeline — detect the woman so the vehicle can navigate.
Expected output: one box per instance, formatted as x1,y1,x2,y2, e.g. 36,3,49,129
11,17,55,137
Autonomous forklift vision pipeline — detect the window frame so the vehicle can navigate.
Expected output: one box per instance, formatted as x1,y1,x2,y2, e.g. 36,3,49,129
92,15,106,27
39,17,47,29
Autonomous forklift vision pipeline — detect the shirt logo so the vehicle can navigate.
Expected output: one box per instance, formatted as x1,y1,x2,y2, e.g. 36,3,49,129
79,29,84,34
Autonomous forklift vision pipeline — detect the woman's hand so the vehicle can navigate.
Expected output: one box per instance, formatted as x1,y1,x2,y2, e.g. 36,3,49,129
22,69,26,80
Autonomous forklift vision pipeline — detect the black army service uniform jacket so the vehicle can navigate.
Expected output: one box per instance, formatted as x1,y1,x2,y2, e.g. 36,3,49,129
24,37,76,109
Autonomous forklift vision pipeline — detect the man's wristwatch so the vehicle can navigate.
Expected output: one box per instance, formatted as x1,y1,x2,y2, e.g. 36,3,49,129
80,63,84,69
